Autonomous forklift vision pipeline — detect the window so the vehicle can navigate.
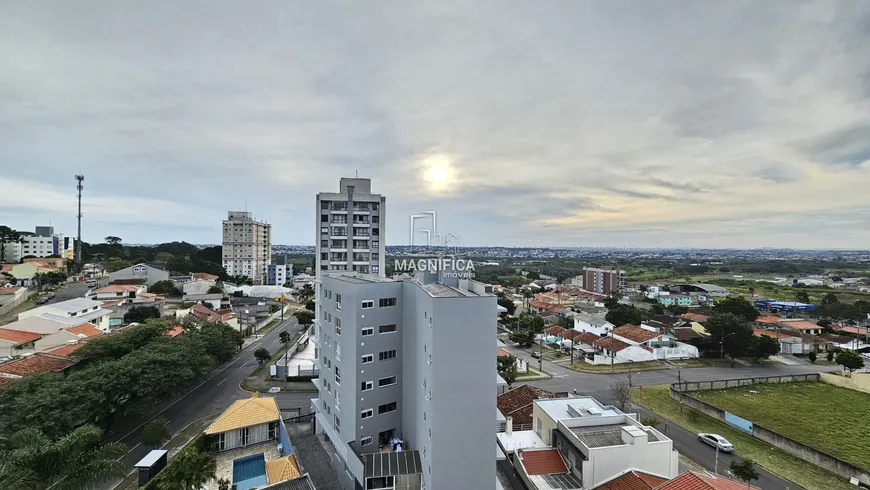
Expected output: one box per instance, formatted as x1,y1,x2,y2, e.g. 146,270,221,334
378,402,397,415
361,381,373,391
372,216,379,223
335,343,341,361
361,408,373,419
361,436,373,447
334,415,341,433
321,214,329,222
321,239,328,247
335,367,341,385
336,293,342,310
378,376,397,387
321,227,329,235
373,253,379,260
361,354,373,364
335,392,340,410
240,427,250,446
361,327,374,336
372,240,379,247
379,298,396,307
322,201,331,210
373,203,379,211
379,350,397,361
379,324,397,334
372,265,379,273
335,318,341,335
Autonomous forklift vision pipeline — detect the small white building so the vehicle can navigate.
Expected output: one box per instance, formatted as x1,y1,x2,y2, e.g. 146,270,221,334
613,325,699,360
573,313,614,337
87,284,147,302
18,298,112,332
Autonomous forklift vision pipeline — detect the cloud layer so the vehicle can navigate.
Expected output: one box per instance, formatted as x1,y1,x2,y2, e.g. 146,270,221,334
1,1,869,248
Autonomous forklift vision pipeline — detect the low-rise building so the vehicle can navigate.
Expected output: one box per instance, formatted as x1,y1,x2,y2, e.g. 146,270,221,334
0,328,42,359
0,353,76,383
657,295,693,307
588,336,655,365
108,263,170,287
573,312,614,337
497,385,569,432
611,325,699,360
18,298,112,332
87,284,146,302
778,318,823,336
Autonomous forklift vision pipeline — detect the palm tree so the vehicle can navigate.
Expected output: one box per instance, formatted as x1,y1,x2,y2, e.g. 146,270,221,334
156,444,217,490
6,425,126,490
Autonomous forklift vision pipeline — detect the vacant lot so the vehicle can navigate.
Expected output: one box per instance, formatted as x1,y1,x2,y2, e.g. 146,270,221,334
691,382,870,471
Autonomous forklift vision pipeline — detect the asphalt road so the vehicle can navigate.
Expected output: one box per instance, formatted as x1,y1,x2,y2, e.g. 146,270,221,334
100,314,314,489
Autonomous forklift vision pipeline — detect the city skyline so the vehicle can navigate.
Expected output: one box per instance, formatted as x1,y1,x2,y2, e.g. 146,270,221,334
2,2,870,248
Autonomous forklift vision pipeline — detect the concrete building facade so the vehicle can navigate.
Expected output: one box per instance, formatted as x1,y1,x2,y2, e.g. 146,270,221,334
311,272,496,490
267,255,294,286
581,267,626,295
315,178,385,277
108,263,170,288
222,211,272,285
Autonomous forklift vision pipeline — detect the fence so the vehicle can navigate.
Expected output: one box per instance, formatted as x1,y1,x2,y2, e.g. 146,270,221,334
669,375,870,485
0,288,33,317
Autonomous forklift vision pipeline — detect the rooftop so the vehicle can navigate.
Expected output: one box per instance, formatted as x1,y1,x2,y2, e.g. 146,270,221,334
258,474,316,490
521,448,569,476
498,385,568,426
205,393,280,434
420,282,481,298
680,313,709,323
594,336,632,353
611,325,659,343
362,449,422,478
66,323,102,337
779,319,821,330
93,284,141,293
44,343,86,358
0,354,75,377
39,309,109,326
40,297,103,314
536,396,622,422
0,287,23,295
1,316,70,335
265,455,301,484
657,471,759,490
593,470,668,490
570,424,660,448
755,315,781,324
0,328,42,345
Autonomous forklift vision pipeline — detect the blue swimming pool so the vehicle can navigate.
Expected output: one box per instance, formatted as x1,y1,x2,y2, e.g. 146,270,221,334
232,454,267,490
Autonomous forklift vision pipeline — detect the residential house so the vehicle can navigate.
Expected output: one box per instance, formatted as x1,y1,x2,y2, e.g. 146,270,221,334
819,333,868,351
43,342,87,359
497,385,569,432
0,329,42,359
655,471,759,489
206,393,282,450
589,336,655,365
778,318,823,336
535,292,575,306
754,328,817,355
0,286,27,308
593,470,667,489
6,262,53,287
498,348,528,374
755,315,781,326
573,312,615,336
0,353,76,383
182,293,224,310
530,300,562,315
610,325,699,360
657,295,693,307
680,313,709,324
18,298,112,332
88,284,146,302
108,263,170,287
529,280,557,291
258,474,317,490
508,397,678,490
0,316,103,353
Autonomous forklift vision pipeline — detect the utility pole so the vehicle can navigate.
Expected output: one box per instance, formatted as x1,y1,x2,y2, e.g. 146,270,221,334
75,174,84,262
714,445,720,475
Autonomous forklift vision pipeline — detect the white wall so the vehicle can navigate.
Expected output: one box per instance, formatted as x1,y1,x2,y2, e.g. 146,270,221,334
574,318,613,336
581,439,678,488
588,346,656,365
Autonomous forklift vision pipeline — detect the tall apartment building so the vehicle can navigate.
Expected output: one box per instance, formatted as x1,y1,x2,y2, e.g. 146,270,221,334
311,271,496,490
3,227,75,263
221,211,272,285
582,266,626,295
315,178,385,277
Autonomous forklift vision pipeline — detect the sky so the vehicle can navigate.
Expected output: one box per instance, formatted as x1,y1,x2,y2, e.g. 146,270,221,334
2,1,870,249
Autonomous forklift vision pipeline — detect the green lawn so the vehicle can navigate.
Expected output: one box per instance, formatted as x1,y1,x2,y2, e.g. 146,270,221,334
567,360,669,373
690,382,870,472
635,386,853,490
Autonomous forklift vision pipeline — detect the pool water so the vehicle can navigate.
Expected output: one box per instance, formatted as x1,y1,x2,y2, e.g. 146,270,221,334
232,454,267,490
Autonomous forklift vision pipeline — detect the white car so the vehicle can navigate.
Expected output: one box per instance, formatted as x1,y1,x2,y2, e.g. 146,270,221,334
698,433,733,453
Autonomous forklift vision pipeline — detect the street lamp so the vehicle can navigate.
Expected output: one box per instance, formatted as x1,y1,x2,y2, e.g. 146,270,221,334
720,331,737,360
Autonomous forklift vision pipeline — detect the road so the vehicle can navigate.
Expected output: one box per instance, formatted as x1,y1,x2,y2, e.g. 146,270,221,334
101,314,315,489
506,344,842,490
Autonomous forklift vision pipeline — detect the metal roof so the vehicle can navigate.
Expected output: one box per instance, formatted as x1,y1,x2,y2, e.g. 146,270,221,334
570,424,660,448
135,450,167,468
363,450,422,478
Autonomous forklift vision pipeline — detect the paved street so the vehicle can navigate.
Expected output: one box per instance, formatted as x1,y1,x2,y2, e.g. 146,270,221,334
101,314,315,489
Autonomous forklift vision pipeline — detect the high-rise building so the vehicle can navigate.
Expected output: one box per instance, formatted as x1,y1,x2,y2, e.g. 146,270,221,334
13,227,74,261
582,266,626,295
315,178,385,277
221,211,272,285
266,254,294,286
311,270,496,490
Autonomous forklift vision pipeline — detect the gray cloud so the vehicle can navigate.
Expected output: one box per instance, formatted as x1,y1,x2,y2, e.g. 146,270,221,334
1,1,869,248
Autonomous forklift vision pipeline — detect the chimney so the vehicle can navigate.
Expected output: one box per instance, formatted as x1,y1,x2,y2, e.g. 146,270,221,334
506,416,513,435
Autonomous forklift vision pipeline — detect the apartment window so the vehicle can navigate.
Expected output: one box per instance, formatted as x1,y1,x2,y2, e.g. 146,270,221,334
361,436,373,447
321,227,329,235
372,228,379,236
361,327,374,336
361,408,373,419
379,324,397,334
361,381,373,391
335,293,342,310
372,265,379,273
321,201,331,210
372,253,379,260
335,367,341,385
334,415,341,433
321,239,328,247
372,203,379,211
378,402,397,415
378,350,397,361
372,240,379,247
379,298,396,307
372,216,379,223
335,343,341,361
335,392,340,410
361,300,374,309
321,214,329,222
335,318,342,335
378,376,397,387
321,252,328,260
361,354,373,364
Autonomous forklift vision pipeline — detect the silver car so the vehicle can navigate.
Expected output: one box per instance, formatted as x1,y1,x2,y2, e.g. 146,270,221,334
698,433,733,452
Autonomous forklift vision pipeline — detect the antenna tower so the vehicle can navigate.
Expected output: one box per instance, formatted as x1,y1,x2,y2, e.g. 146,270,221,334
75,174,84,261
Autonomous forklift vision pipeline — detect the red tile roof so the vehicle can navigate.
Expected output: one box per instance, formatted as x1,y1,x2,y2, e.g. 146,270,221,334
595,470,668,490
755,315,781,324
0,329,42,345
44,343,85,358
93,284,140,293
656,471,759,490
672,328,702,341
521,449,568,476
192,272,219,281
0,286,23,295
681,313,709,323
166,325,185,338
497,385,567,426
190,304,222,322
612,325,660,344
0,354,75,376
546,326,566,336
594,336,631,353
564,330,587,340
779,319,820,331
530,300,562,311
574,332,601,345
66,323,102,337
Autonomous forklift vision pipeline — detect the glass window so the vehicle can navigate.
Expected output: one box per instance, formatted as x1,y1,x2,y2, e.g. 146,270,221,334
361,300,374,309
379,298,397,307
361,354,373,364
361,436,373,447
361,381,373,391
335,318,342,335
361,409,373,419
335,367,341,385
321,227,329,235
361,327,374,336
378,402,397,415
378,350,397,361
378,376,397,387
379,324,397,334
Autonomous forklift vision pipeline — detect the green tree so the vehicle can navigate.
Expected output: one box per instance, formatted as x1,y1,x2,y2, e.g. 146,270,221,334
509,330,534,348
712,297,759,322
279,330,292,344
817,318,833,332
666,305,689,315
497,354,518,386
729,458,760,488
76,320,168,362
305,300,315,311
518,313,546,333
808,351,817,364
295,309,314,325
206,285,223,294
498,297,517,315
827,350,835,362
254,348,271,363
605,304,645,326
104,236,122,245
123,305,161,324
820,292,839,305
603,293,621,309
836,349,865,374
751,334,780,361
149,280,182,297
297,283,315,301
794,290,810,303
141,416,171,448
2,425,126,490
706,313,755,366
151,439,216,490
228,274,253,286
650,303,665,315
526,271,540,280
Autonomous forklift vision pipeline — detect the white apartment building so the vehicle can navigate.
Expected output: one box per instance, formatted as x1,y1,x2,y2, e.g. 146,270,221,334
222,211,272,285
315,178,385,277
2,227,75,263
312,271,496,490
18,298,112,332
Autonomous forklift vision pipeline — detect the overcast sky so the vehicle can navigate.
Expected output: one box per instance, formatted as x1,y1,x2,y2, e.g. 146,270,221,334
2,1,869,249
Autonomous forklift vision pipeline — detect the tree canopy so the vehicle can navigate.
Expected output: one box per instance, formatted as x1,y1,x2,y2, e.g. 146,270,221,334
150,280,182,297
705,312,755,363
497,297,517,315
605,304,646,326
836,349,865,374
497,354,518,385
711,297,759,322
294,309,314,325
123,305,161,324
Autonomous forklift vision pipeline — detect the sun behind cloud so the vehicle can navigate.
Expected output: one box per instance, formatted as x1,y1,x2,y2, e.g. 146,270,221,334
421,153,457,194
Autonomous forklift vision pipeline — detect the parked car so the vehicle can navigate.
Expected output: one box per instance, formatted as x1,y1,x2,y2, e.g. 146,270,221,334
86,281,97,287
36,296,49,305
531,351,541,359
698,433,733,452
47,292,55,299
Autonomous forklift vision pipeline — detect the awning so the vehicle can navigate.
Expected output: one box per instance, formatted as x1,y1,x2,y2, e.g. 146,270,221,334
363,450,422,478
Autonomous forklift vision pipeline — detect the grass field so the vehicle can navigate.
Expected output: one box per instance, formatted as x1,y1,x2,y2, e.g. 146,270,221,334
635,386,853,490
690,382,870,472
